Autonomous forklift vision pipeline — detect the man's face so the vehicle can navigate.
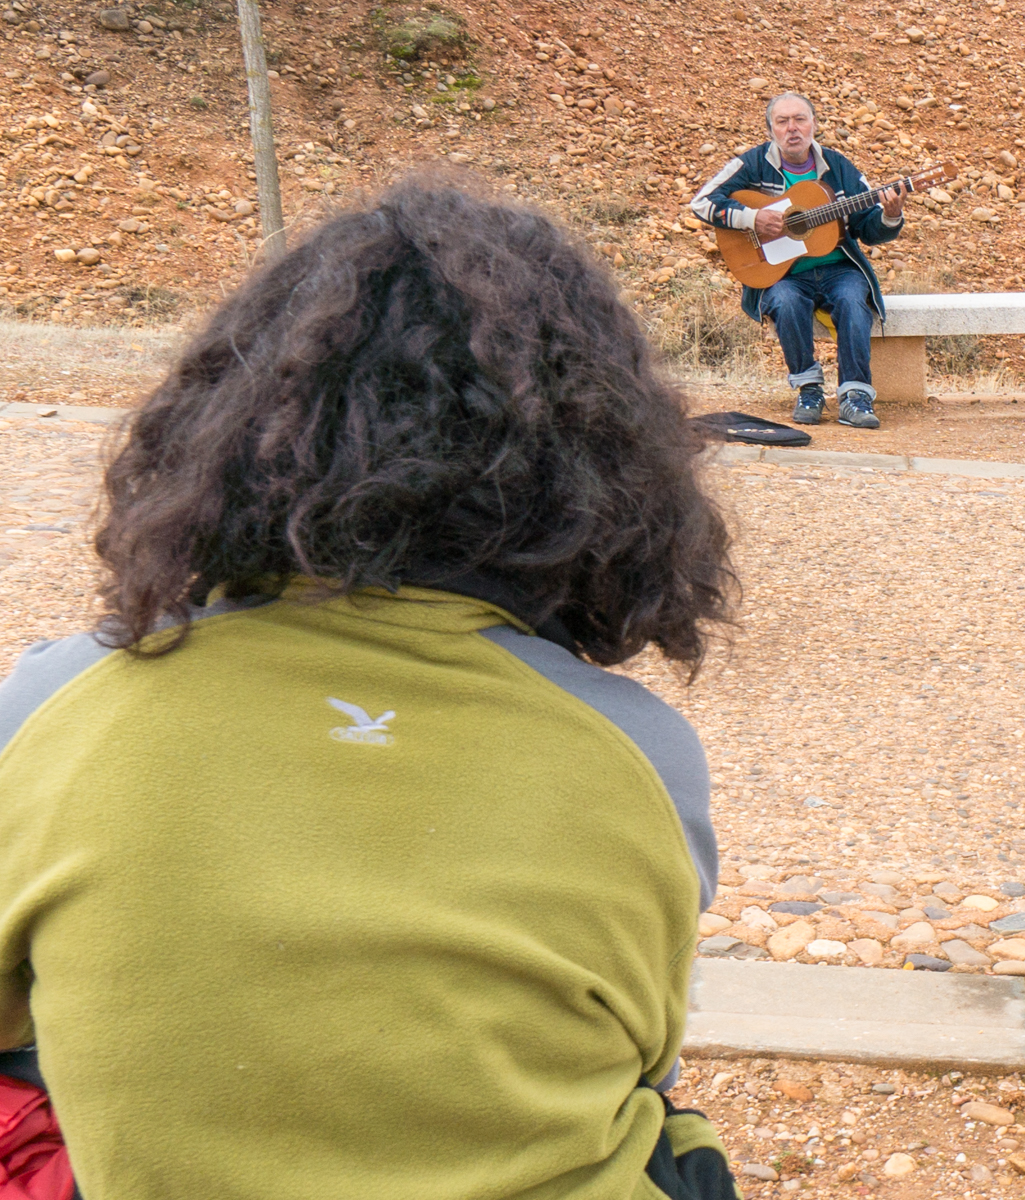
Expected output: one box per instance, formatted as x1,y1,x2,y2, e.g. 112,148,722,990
770,98,816,163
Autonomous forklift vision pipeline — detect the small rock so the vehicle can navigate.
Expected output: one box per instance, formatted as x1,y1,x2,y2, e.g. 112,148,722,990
904,954,951,971
836,1162,859,1182
740,905,778,931
961,1101,1016,1126
933,882,962,902
963,894,998,912
872,1082,896,1095
739,865,774,881
698,913,731,937
905,26,925,42
118,218,141,233
76,247,101,265
768,919,815,961
862,882,900,902
819,892,861,905
967,1164,993,1183
482,97,496,111
999,150,1018,169
999,882,1025,898
941,939,990,966
698,142,716,156
53,248,77,263
923,906,951,920
85,70,111,87
807,939,848,960
779,875,823,895
989,938,1025,961
882,1153,916,1177
748,77,769,90
136,18,153,33
998,1138,1021,1151
990,913,1025,935
698,934,741,957
850,938,883,965
891,922,936,949
899,908,927,923
1008,1153,1025,1176
869,870,903,886
98,7,130,30
970,207,997,223
863,911,899,929
775,1080,814,1103
234,199,255,216
993,960,1025,976
742,1164,778,1182
770,901,823,916
803,795,828,808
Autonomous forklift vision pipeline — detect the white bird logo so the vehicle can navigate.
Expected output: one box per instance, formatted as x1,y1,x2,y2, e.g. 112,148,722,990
327,697,396,731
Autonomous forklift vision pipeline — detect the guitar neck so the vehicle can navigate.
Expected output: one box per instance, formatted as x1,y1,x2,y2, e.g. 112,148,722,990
800,177,916,230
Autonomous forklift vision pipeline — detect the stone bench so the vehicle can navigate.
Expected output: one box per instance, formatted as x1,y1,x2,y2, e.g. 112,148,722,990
812,292,1025,404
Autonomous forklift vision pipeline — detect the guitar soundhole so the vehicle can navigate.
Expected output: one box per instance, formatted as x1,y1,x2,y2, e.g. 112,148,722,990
786,210,811,238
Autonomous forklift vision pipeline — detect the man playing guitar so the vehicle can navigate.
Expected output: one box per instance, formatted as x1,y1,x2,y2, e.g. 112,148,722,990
692,91,907,428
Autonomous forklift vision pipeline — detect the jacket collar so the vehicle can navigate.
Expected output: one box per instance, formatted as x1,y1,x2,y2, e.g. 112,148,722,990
764,139,828,179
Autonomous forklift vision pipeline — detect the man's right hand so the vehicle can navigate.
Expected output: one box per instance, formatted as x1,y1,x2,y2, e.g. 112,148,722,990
754,207,787,240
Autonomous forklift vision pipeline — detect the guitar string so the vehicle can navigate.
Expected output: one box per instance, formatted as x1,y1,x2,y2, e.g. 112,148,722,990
781,171,945,232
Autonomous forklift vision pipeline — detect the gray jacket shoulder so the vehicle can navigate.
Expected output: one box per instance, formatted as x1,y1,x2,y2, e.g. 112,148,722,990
480,625,718,911
0,633,115,755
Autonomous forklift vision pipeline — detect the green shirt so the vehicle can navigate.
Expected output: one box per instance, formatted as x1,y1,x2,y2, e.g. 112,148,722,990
0,585,717,1200
781,163,847,275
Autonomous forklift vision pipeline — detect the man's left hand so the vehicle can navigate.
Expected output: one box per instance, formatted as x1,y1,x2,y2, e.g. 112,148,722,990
880,182,907,220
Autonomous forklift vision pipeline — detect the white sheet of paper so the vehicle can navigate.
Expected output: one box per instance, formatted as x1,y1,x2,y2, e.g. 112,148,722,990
759,197,809,265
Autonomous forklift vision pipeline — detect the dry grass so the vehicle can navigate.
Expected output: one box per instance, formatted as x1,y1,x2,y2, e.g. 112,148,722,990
642,274,762,373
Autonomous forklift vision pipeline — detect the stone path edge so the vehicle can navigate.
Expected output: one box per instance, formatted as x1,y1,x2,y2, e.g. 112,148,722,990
711,443,1025,480
684,959,1025,1074
0,402,131,425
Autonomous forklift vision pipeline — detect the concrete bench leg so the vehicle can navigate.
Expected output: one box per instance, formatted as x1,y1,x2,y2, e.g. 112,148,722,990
870,335,927,404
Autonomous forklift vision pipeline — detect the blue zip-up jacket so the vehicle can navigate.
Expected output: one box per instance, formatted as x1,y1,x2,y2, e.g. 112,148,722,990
691,140,903,324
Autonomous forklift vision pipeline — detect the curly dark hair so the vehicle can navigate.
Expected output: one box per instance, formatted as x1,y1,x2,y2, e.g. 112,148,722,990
96,177,735,668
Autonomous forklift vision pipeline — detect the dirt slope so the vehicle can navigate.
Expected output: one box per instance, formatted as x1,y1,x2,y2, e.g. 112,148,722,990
0,0,1023,370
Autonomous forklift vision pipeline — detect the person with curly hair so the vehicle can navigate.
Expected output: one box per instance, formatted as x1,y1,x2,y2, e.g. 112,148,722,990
0,178,739,1200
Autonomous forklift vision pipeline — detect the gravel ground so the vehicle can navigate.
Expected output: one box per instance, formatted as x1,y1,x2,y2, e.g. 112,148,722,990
671,1056,1024,1197
3,416,1025,1195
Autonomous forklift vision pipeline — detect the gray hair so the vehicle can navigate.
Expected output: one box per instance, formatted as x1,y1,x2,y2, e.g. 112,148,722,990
765,91,817,131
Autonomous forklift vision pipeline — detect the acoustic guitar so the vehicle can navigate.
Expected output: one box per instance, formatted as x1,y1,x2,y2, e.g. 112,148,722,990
715,163,957,288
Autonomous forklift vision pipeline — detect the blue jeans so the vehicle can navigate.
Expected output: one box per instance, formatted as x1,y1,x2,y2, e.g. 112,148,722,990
761,263,876,400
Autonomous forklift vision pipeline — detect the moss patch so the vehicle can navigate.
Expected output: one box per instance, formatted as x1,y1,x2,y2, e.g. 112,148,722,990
371,8,467,61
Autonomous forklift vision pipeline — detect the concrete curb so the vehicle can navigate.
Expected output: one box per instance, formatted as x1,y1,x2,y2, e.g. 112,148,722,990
0,402,131,425
712,443,1025,480
684,959,1025,1073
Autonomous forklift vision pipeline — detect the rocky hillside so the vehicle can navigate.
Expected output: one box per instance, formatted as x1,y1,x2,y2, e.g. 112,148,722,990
0,0,1023,370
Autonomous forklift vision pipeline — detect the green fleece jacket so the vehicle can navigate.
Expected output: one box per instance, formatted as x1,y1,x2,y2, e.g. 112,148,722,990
0,585,718,1200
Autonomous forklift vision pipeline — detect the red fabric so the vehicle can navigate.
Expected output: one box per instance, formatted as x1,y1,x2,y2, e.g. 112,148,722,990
0,1077,74,1200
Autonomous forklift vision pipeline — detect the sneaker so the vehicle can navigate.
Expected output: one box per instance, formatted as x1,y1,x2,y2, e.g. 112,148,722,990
838,389,880,429
792,383,825,425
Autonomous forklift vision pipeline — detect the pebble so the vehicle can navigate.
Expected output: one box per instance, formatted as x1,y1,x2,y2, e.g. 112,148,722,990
989,938,1025,961
739,865,774,881
868,870,903,886
872,1082,896,1094
76,248,101,266
922,906,950,920
961,1101,1015,1126
234,199,255,216
741,1164,778,1181
971,207,997,223
991,913,1025,935
53,248,77,263
993,960,1025,975
882,1153,916,1177
862,883,900,902
999,882,1025,898
863,910,899,929
778,875,823,895
698,913,731,937
748,77,769,91
739,905,777,931
698,934,741,956
998,150,1018,169
850,938,883,965
98,7,130,30
85,70,111,87
768,919,814,961
775,1080,814,1103
136,19,153,33
940,939,990,967
933,883,962,902
802,795,828,808
962,894,998,912
482,98,496,111
769,901,822,916
904,954,951,971
807,938,847,960
891,921,935,949
819,891,860,905
967,1164,994,1183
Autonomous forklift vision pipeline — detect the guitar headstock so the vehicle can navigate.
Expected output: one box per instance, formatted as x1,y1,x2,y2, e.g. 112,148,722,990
906,162,958,192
